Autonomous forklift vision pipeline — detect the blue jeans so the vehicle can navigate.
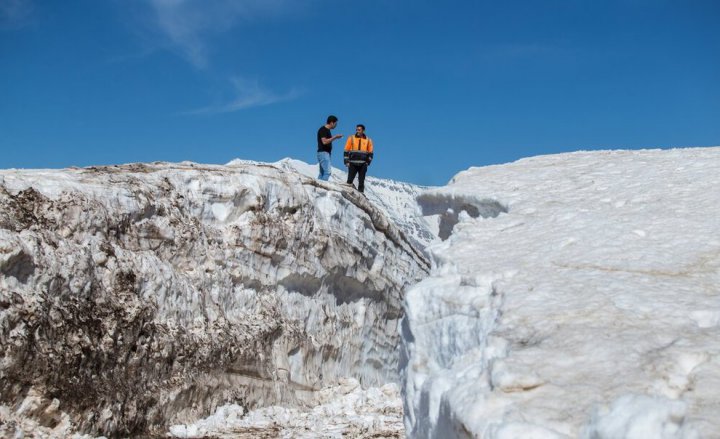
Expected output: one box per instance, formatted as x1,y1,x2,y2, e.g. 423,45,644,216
317,151,331,181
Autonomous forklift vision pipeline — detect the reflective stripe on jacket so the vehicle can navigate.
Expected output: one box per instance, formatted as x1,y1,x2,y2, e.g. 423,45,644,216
344,135,374,164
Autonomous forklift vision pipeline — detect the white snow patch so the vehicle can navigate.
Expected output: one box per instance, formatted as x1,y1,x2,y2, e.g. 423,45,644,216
581,394,697,439
401,147,720,437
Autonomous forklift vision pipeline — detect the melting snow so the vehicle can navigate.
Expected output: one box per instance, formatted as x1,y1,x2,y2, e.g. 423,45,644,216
169,379,403,438
3,147,720,438
402,147,720,438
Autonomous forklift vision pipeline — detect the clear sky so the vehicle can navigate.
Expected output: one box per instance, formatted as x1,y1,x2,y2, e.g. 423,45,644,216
1,0,719,186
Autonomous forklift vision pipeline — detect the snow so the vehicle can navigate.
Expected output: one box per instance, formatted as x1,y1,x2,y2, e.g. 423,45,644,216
581,394,694,439
0,159,430,436
0,388,106,439
4,147,720,437
274,158,439,250
168,378,403,438
401,147,720,437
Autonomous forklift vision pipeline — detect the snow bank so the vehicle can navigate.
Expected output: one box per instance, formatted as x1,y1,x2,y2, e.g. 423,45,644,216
0,160,431,436
401,147,720,437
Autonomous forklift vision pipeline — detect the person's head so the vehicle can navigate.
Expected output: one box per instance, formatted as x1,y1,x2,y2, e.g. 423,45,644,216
355,124,365,135
326,115,338,128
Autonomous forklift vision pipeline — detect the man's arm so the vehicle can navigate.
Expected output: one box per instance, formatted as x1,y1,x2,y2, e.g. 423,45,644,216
321,134,343,145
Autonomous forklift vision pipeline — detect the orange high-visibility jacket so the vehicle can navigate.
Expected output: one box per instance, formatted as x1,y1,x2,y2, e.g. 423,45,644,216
343,135,374,164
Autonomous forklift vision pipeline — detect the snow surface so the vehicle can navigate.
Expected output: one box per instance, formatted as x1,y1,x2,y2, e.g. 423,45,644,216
168,378,403,438
0,159,431,436
4,148,720,438
401,147,720,438
267,158,439,250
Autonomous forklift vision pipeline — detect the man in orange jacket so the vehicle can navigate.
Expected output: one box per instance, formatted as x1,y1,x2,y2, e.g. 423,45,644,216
343,124,374,193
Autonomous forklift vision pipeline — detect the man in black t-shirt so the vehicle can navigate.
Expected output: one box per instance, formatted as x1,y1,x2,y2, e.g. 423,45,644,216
316,115,343,181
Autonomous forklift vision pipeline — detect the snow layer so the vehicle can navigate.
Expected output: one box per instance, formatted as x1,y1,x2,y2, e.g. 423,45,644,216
402,147,720,438
168,378,402,438
271,158,438,250
0,160,431,436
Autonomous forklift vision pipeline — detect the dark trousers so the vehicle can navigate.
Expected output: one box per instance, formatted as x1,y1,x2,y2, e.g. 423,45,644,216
347,163,368,192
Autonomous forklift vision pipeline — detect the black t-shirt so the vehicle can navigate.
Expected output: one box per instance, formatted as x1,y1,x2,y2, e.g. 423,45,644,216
317,126,333,153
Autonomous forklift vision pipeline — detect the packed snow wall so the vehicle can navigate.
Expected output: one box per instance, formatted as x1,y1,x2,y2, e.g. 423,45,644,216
401,148,720,438
0,161,430,436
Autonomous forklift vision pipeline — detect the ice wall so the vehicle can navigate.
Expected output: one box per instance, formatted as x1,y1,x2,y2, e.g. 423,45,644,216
0,161,430,436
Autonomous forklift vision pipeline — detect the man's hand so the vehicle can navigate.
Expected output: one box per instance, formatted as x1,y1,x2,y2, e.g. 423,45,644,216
334,134,344,140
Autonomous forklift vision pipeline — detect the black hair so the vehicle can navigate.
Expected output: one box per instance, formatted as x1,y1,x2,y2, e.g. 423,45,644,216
327,115,338,123
356,124,365,131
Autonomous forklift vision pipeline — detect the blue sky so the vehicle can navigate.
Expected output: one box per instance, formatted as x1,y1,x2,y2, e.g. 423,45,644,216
1,0,718,185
